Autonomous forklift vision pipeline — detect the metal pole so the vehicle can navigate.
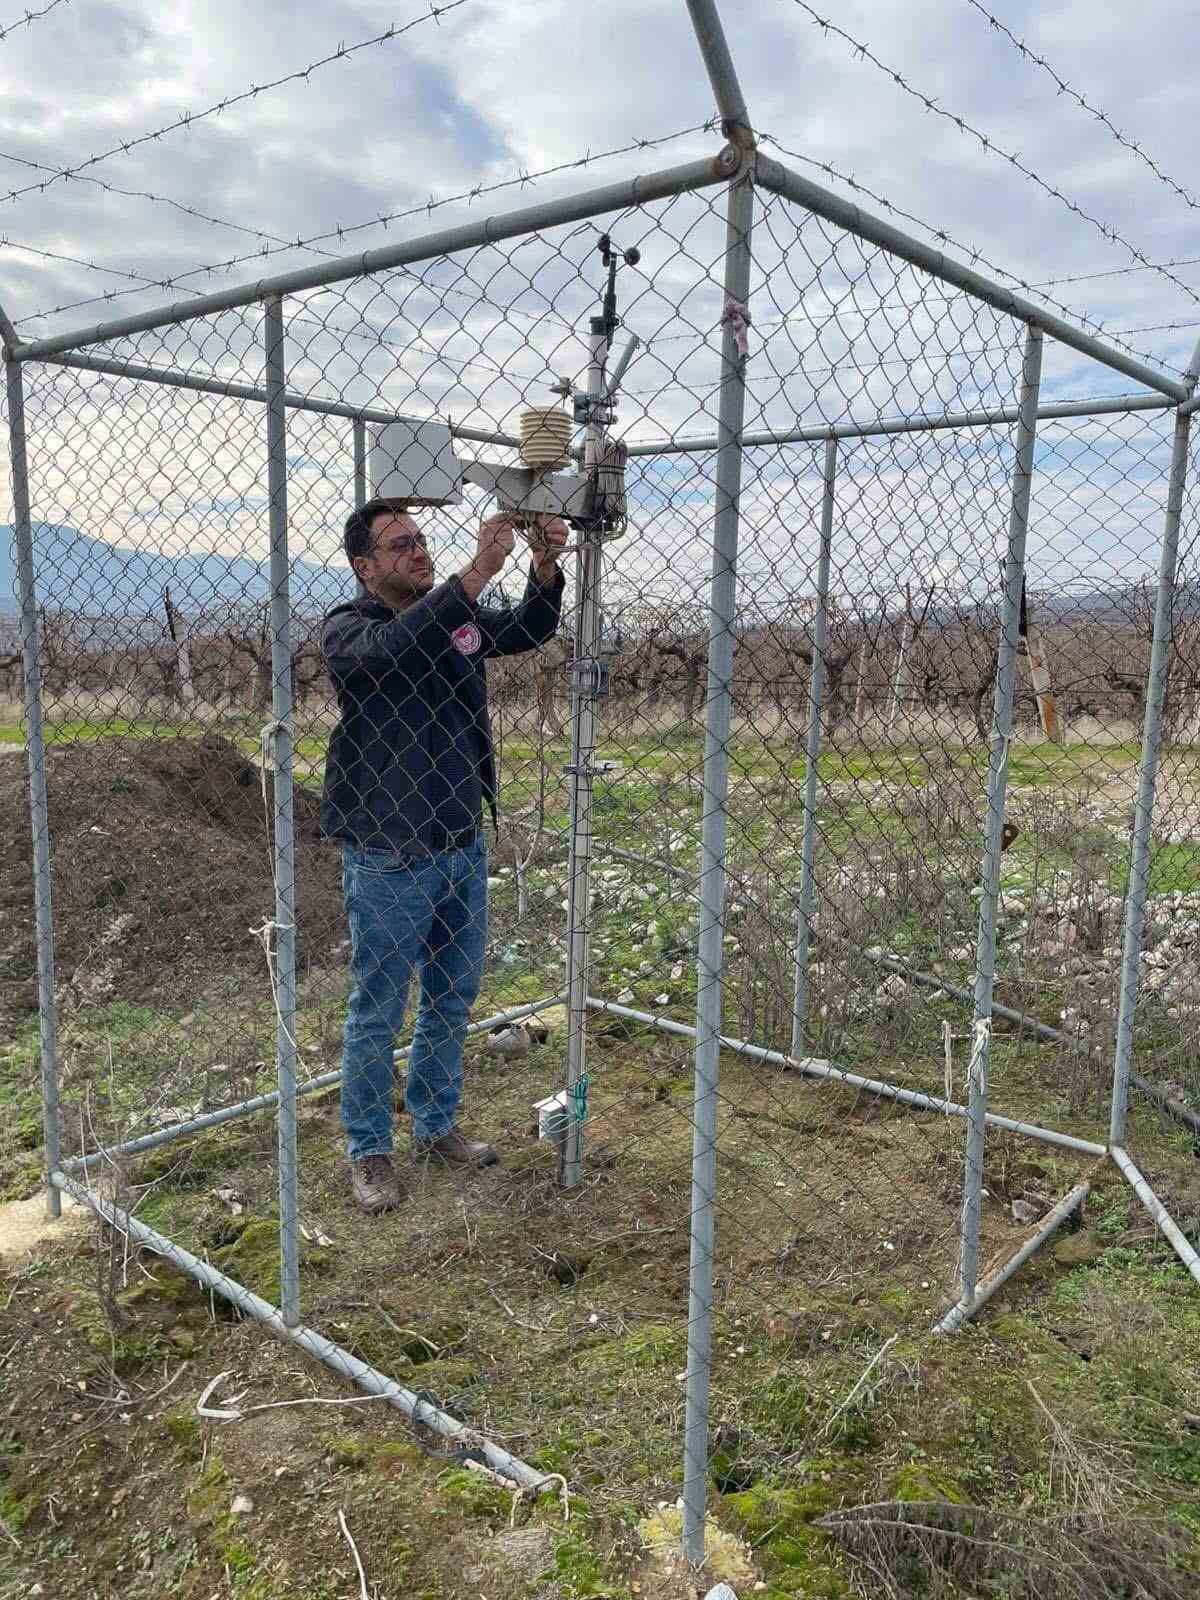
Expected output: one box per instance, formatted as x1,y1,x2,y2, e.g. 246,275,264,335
791,437,836,1056
1110,410,1194,1146
585,997,1107,1158
263,295,300,1329
1110,1145,1200,1289
683,0,753,141
5,356,62,1218
623,391,1171,458
12,156,737,361
49,1168,550,1489
681,161,755,1568
559,319,609,1190
959,324,1043,1307
934,1181,1091,1334
352,416,368,509
754,158,1185,403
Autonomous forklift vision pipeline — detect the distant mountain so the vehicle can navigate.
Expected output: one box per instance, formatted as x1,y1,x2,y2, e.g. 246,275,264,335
0,524,353,622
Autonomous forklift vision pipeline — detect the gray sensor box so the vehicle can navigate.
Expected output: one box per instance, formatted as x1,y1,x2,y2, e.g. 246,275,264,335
370,418,464,506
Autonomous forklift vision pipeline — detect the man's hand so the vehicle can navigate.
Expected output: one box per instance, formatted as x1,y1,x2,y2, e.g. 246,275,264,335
527,515,569,585
460,513,517,601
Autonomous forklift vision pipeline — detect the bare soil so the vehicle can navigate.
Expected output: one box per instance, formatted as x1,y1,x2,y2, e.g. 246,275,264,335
0,735,344,1024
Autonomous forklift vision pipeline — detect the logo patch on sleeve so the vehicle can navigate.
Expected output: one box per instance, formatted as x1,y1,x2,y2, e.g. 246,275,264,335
451,622,482,656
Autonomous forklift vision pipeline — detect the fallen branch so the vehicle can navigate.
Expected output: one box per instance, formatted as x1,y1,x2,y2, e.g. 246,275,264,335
196,1370,409,1423
820,1334,899,1440
337,1508,370,1600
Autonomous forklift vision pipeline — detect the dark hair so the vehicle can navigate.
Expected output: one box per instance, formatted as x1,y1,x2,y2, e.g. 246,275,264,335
343,497,408,562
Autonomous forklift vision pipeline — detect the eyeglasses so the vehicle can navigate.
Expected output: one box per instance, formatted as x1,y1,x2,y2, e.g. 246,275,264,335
373,533,429,558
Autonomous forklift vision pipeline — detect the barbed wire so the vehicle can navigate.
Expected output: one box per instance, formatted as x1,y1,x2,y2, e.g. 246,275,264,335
0,146,319,251
962,0,1200,218
0,0,471,208
785,1,1200,312
2,233,181,289
0,0,67,43
757,131,1187,377
7,121,716,331
1035,256,1200,291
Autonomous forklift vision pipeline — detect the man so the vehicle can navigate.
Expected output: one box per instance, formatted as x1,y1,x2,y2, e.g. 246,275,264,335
321,498,567,1213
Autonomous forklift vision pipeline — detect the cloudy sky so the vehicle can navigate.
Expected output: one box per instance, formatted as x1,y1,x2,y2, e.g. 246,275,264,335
2,0,1199,606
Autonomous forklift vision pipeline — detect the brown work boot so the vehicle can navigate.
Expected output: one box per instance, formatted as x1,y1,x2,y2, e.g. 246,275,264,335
349,1153,405,1214
413,1128,499,1168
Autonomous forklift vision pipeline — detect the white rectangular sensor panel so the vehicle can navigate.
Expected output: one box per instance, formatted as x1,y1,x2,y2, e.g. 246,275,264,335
370,418,463,506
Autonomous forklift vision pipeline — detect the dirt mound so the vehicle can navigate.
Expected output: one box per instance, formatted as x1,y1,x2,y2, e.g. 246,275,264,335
0,734,344,1019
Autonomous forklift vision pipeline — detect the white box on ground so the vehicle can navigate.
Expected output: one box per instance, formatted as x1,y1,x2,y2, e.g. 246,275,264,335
370,418,463,506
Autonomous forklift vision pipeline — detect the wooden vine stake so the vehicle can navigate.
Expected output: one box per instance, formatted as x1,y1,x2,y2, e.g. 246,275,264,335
1019,579,1060,741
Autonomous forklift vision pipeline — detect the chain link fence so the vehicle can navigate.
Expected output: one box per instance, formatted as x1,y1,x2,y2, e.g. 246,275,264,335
4,138,1199,1566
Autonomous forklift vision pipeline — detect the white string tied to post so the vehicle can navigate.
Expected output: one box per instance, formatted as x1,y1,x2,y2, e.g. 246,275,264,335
253,718,298,1051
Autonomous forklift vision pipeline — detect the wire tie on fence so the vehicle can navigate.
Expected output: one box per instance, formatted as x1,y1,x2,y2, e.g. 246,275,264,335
570,1073,590,1125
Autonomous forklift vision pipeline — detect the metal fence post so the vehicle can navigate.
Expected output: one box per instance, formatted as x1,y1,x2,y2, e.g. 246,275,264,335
1110,405,1194,1146
791,437,837,1056
681,160,756,1567
559,317,609,1190
263,295,300,1328
5,356,62,1218
959,324,1043,1305
352,415,368,510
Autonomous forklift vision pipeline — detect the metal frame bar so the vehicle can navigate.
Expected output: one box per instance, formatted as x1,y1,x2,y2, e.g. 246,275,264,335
934,1180,1092,1334
49,1167,550,1489
60,995,570,1175
681,157,756,1567
827,937,1200,1137
594,843,1200,1136
264,295,300,1329
754,157,1187,402
684,0,753,142
791,437,836,1056
5,355,62,1218
623,391,1171,457
1110,1146,1200,1289
960,326,1043,1305
33,348,521,447
586,998,1106,1158
31,339,1172,465
10,155,738,360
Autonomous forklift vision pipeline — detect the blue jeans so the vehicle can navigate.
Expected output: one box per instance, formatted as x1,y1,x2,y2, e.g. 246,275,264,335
339,836,488,1159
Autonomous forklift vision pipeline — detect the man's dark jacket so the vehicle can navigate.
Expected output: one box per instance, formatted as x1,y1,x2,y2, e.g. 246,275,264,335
320,567,565,853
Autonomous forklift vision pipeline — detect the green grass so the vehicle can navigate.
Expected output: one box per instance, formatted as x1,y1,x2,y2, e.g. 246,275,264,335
1114,840,1200,895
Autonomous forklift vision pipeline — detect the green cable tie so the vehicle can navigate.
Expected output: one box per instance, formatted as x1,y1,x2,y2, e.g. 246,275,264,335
570,1074,590,1124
